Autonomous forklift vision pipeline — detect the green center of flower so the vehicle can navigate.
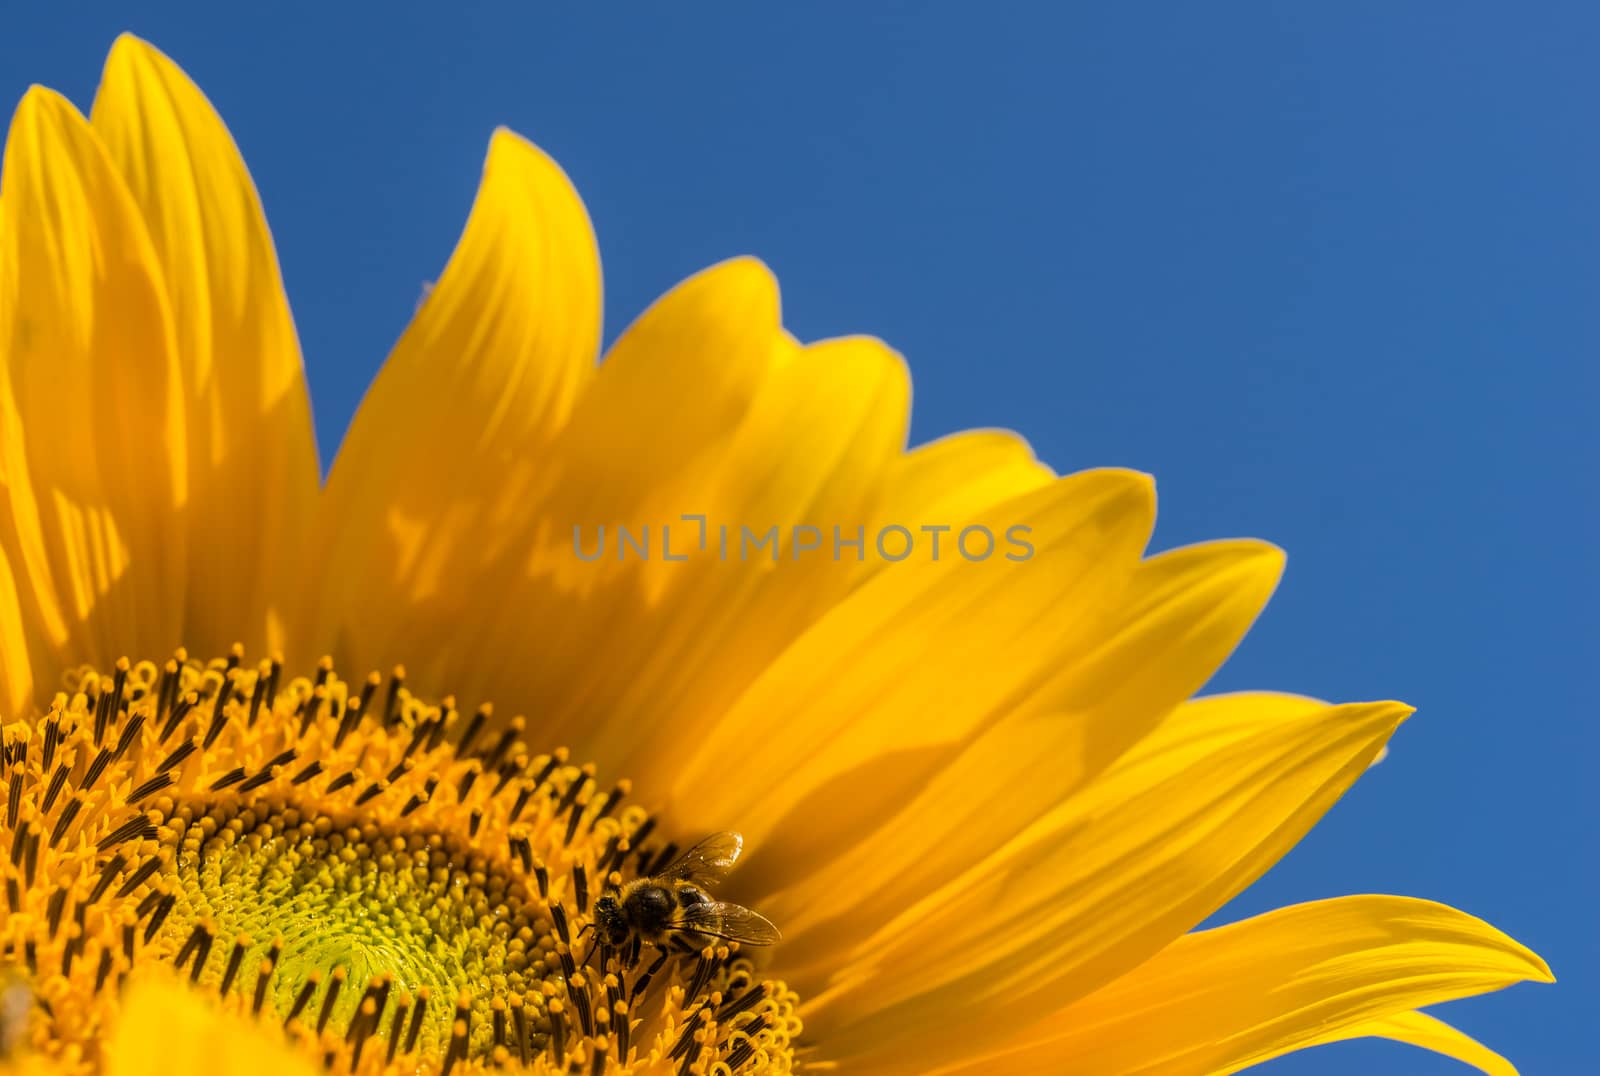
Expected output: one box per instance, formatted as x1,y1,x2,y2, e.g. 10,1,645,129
0,651,801,1074
165,805,544,1055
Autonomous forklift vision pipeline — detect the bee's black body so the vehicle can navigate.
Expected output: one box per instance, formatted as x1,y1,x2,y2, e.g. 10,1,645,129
595,880,715,961
587,832,780,974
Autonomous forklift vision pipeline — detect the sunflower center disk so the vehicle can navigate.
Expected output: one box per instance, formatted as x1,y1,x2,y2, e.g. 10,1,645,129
169,807,526,1054
0,652,800,1074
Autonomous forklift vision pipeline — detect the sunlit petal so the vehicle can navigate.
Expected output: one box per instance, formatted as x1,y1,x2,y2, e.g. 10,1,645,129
932,895,1550,1076
0,86,185,678
90,35,320,657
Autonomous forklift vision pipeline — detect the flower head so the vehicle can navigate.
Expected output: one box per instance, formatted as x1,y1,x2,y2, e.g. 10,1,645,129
0,35,1549,1076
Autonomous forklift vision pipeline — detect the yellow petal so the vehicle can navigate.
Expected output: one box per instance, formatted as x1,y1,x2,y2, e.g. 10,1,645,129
0,1056,61,1076
540,255,780,520
806,694,1410,1071
303,127,602,666
476,254,783,609
0,389,60,709
764,705,1121,978
1303,1009,1521,1076
0,86,186,676
669,468,1157,884
107,974,321,1076
879,429,1054,519
749,536,1282,929
947,895,1549,1076
1015,538,1285,724
318,255,779,707
760,539,1282,976
526,332,910,777
89,35,320,657
855,429,1054,580
0,545,31,716
0,323,64,702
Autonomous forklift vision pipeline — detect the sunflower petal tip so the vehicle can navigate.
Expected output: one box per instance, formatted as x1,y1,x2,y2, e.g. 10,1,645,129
1365,700,1415,727
1123,466,1158,500
17,83,55,106
1229,537,1288,584
1069,467,1156,519
1091,465,1154,486
485,126,547,170
487,124,527,151
107,31,148,56
1507,938,1555,985
1499,926,1556,984
691,255,781,315
994,427,1040,459
812,332,903,360
1353,701,1414,738
722,253,777,282
13,83,76,129
482,126,581,187
103,32,170,76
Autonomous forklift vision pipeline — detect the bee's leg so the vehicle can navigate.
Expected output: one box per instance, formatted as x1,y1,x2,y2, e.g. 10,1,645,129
579,931,601,970
626,935,642,971
629,946,672,1003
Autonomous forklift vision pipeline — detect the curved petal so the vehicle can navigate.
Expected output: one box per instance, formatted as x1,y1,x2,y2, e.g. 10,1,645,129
537,255,780,517
314,254,779,717
761,704,1119,977
669,468,1157,882
0,545,31,716
0,387,59,710
523,332,912,776
90,35,320,657
758,538,1282,927
1302,1010,1521,1076
0,86,186,680
452,256,788,710
0,1055,63,1076
303,127,602,668
855,429,1054,581
108,974,320,1076
747,537,1283,914
931,895,1550,1076
1013,538,1285,723
805,693,1410,1072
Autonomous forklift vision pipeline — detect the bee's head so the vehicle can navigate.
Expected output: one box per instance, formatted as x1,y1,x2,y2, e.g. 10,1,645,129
593,894,629,946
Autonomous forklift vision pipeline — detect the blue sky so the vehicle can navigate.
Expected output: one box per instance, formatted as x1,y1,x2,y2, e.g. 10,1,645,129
4,3,1594,1072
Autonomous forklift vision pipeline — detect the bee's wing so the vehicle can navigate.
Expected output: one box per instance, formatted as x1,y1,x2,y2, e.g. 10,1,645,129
680,901,782,946
658,831,744,885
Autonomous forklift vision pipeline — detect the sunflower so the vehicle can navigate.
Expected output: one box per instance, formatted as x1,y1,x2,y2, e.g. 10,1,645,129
0,34,1548,1076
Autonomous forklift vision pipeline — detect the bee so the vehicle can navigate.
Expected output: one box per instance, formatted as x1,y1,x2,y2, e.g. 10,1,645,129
592,831,779,984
